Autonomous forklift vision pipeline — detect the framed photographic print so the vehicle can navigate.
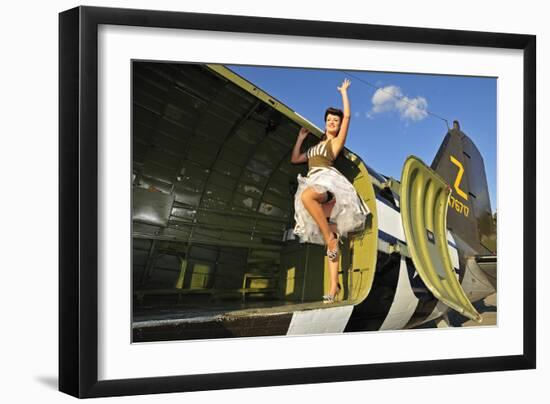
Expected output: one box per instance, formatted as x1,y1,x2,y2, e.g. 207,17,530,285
59,5,536,398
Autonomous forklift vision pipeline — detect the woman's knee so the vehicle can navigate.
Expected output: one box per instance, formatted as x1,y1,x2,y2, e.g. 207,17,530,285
301,187,319,204
301,188,312,204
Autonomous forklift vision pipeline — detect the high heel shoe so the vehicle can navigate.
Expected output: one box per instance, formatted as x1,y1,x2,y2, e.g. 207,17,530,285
326,232,342,262
323,283,342,304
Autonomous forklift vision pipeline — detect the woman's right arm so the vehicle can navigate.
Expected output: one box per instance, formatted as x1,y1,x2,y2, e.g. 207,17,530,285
291,128,309,164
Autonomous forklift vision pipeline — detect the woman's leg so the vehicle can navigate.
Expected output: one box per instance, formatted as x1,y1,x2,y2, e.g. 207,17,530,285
301,187,340,297
327,249,340,296
323,199,340,296
300,187,333,244
321,197,336,220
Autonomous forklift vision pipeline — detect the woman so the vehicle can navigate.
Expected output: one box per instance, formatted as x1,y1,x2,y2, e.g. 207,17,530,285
290,78,370,304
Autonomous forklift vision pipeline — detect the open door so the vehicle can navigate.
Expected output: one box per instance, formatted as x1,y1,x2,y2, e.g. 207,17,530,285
400,156,482,323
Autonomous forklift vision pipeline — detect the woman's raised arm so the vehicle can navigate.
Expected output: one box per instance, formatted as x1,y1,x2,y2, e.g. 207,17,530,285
331,79,351,158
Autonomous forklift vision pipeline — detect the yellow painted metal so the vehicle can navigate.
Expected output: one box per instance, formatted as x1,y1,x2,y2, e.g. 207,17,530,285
449,155,469,200
348,161,378,304
190,263,210,289
400,156,482,323
207,64,323,137
174,257,188,289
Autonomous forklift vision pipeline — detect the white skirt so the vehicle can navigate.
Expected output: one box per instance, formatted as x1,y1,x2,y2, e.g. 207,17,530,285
293,166,371,245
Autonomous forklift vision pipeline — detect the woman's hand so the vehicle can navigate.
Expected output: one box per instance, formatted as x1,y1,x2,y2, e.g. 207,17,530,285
337,78,351,93
291,128,309,164
298,127,309,140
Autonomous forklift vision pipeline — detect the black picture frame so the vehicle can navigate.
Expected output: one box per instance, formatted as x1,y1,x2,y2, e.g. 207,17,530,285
59,5,536,398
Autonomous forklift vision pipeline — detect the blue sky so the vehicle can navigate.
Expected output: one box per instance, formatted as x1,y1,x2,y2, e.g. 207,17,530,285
228,64,497,213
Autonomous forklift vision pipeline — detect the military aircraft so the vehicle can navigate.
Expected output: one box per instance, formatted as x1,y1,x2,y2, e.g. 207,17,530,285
131,62,497,342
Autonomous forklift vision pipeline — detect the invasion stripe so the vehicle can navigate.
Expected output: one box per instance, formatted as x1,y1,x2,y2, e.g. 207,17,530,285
287,305,354,335
379,257,420,330
376,195,400,211
378,229,405,246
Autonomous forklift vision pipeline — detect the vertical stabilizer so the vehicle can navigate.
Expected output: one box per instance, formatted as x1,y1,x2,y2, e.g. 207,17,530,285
431,123,496,254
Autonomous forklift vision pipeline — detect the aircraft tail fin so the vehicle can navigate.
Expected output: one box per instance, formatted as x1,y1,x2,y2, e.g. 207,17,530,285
430,122,496,254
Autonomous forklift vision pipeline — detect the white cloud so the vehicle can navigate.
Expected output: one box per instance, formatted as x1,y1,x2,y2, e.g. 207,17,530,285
370,85,428,121
397,96,428,121
371,85,403,113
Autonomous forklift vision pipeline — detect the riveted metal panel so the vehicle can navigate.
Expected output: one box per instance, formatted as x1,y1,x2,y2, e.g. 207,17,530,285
133,188,175,228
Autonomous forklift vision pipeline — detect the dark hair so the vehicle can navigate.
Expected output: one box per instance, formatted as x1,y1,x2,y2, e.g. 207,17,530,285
321,107,344,140
324,107,344,122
